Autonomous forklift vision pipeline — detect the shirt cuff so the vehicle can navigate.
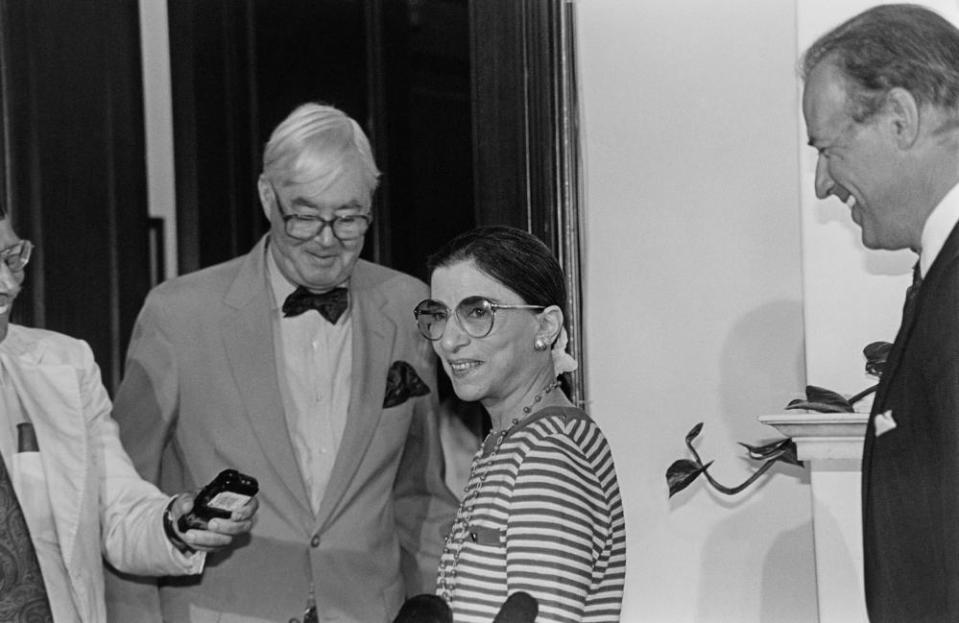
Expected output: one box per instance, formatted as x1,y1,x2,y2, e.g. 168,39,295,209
162,497,206,573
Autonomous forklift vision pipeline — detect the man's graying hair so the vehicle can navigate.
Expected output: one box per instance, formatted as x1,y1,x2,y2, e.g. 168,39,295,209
802,4,959,123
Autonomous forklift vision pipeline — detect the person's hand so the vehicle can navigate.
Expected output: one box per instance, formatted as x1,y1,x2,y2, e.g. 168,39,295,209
165,492,258,553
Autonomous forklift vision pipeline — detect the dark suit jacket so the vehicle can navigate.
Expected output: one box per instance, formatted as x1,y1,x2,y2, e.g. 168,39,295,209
863,221,959,622
105,237,457,623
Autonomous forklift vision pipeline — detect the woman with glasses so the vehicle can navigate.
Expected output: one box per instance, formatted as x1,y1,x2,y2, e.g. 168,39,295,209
414,226,626,623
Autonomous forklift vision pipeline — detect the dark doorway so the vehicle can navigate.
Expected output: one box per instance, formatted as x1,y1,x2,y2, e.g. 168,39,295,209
0,0,151,392
0,0,585,405
168,0,474,284
168,0,586,409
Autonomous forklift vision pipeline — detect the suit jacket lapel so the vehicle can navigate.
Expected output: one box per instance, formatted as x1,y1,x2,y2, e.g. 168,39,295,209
315,262,393,529
875,222,959,412
222,238,311,516
1,328,86,572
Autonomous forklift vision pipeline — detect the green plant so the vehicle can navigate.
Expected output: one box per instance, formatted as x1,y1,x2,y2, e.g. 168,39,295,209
666,423,802,498
665,341,891,499
784,341,891,413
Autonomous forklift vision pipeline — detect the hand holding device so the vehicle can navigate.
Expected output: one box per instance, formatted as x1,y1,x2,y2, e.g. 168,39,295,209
165,469,259,553
177,468,259,532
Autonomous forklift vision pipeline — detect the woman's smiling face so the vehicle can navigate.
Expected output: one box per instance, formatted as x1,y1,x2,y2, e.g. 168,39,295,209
429,259,542,410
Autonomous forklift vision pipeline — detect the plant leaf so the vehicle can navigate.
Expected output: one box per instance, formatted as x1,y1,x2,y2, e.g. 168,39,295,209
685,422,704,445
785,385,853,412
739,438,792,460
864,341,892,378
785,399,853,413
774,439,803,467
666,459,708,498
805,385,852,407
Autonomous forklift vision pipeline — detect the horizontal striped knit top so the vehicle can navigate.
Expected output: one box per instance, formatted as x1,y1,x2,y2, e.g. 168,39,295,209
436,405,627,623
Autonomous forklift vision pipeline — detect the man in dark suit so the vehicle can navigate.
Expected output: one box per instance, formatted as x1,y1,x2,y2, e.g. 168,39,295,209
105,103,457,622
801,5,959,621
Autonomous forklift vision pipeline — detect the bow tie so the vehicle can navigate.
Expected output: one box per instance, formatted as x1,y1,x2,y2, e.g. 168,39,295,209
282,286,349,323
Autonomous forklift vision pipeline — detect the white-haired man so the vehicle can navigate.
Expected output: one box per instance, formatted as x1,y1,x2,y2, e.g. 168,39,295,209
106,103,456,623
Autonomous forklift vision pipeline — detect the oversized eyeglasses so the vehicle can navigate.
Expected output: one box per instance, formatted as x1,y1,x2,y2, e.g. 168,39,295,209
270,183,372,242
0,240,33,272
413,296,545,341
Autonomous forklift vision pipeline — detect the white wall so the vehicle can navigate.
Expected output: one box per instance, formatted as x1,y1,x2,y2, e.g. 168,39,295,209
577,1,816,621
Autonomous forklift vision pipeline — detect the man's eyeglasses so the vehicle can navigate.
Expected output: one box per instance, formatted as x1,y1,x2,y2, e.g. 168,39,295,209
270,184,372,242
413,296,545,341
0,240,33,272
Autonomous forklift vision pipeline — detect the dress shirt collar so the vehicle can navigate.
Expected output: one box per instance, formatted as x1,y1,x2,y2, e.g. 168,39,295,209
920,181,959,278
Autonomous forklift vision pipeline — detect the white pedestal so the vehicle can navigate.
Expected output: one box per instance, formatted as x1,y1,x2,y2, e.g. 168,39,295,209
760,413,868,623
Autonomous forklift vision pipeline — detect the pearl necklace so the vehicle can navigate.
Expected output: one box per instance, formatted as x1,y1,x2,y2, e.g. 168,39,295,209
437,380,563,604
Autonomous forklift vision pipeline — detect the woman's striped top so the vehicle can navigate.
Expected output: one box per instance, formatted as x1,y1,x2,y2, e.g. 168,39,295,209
436,405,626,623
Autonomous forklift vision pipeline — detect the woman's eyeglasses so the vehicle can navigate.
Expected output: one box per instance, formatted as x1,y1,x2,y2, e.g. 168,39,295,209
413,296,544,341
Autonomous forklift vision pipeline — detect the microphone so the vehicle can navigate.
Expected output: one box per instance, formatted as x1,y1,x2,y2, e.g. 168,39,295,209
493,591,538,623
392,594,452,623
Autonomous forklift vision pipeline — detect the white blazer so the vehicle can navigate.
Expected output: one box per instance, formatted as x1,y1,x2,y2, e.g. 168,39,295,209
0,324,202,623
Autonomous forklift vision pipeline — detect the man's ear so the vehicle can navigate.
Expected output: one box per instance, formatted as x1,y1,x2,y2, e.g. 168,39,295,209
536,305,565,346
257,176,274,221
883,87,921,149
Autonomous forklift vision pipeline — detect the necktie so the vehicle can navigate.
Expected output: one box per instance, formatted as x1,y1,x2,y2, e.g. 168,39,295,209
282,286,349,324
906,262,923,302
0,450,53,622
902,262,923,324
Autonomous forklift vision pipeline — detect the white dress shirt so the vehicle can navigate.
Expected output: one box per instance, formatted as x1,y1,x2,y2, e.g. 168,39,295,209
266,247,352,515
920,182,959,277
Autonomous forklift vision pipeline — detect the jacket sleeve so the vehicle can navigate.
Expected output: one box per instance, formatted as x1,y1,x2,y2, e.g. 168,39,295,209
391,335,459,595
73,335,203,576
103,296,194,622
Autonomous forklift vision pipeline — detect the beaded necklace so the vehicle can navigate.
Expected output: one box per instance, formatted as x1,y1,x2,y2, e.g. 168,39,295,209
437,379,563,604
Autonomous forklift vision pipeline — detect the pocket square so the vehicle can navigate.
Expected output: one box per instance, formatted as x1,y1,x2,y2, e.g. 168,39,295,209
383,360,430,408
874,409,898,437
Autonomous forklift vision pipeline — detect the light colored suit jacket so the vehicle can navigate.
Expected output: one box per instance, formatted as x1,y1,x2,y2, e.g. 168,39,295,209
106,237,457,623
1,324,201,623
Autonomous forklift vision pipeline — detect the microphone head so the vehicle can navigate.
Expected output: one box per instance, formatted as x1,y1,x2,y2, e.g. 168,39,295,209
492,591,539,623
392,594,452,623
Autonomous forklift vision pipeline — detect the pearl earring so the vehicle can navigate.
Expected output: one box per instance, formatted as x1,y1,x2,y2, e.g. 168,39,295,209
534,337,549,351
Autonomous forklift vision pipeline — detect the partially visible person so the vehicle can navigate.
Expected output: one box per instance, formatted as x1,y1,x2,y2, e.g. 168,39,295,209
415,226,627,623
801,5,959,621
106,102,457,622
0,207,256,623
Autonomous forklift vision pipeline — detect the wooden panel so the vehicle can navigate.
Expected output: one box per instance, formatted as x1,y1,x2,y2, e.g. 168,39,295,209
0,0,151,392
379,0,474,281
469,0,528,230
169,0,263,274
